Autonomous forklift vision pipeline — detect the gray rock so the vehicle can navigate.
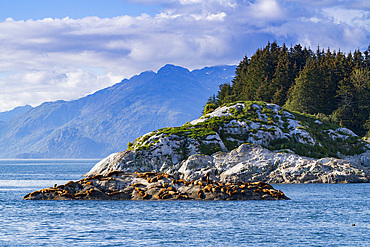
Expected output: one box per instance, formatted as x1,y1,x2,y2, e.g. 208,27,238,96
24,171,290,201
83,102,370,183
85,144,369,184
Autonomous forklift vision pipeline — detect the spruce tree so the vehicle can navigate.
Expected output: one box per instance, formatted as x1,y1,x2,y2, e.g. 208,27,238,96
271,45,292,105
336,68,370,135
217,83,233,104
209,41,370,137
284,58,320,114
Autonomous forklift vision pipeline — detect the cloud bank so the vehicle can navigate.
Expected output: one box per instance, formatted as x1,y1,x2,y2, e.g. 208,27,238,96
0,0,369,111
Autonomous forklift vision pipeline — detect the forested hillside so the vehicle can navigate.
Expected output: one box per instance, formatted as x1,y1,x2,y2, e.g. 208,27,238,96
206,42,370,136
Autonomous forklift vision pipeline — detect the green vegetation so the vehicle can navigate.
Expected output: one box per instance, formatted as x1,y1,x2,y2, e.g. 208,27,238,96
208,41,370,137
200,143,222,155
203,103,217,115
127,141,134,150
130,117,229,154
130,100,369,159
272,109,368,158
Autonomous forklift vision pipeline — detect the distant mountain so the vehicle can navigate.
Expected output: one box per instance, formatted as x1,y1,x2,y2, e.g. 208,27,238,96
0,105,33,122
0,64,236,158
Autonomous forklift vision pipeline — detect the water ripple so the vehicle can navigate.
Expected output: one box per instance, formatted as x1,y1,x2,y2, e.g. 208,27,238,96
0,161,369,246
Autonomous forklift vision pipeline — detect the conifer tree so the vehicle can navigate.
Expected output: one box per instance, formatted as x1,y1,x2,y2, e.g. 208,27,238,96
284,58,319,114
217,83,233,104
335,68,370,135
209,41,370,136
271,45,292,105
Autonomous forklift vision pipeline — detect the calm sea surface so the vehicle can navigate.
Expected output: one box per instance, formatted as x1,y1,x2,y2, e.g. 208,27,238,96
0,159,369,246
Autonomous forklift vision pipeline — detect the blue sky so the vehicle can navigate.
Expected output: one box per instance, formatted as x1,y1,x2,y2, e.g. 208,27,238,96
0,0,369,111
0,0,161,20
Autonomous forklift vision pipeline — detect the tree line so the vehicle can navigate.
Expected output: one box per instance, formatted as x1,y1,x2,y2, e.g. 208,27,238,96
206,42,370,136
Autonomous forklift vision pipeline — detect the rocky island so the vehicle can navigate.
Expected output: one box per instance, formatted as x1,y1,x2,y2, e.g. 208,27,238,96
23,171,289,200
84,101,370,184
24,101,370,200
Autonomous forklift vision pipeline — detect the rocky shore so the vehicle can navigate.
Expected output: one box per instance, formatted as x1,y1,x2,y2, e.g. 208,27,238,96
23,171,289,201
23,101,370,201
84,144,370,184
83,102,370,184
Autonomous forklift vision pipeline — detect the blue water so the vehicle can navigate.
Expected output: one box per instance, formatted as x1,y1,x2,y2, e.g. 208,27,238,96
0,160,369,246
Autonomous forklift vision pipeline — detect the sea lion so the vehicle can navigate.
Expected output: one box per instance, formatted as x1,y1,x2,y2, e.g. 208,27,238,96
89,175,103,180
197,189,205,199
131,183,146,187
203,185,212,192
163,174,173,179
65,181,77,186
172,179,186,185
106,170,125,177
142,193,151,200
167,186,175,191
156,188,172,199
137,172,157,178
178,194,189,200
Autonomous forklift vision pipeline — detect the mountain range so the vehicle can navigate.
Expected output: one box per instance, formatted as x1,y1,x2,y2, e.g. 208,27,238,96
0,64,236,158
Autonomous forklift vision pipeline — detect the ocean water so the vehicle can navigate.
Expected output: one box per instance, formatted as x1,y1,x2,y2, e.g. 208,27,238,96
0,160,369,246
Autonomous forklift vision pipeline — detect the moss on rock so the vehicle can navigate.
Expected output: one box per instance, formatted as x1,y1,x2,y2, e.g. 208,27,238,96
127,101,369,160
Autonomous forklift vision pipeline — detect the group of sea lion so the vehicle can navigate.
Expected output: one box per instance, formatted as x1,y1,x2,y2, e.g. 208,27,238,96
23,171,290,200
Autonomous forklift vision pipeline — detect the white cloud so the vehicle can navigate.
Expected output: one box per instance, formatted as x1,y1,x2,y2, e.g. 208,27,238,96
192,12,227,21
322,7,366,24
0,67,114,110
179,0,203,4
250,0,285,19
0,0,369,111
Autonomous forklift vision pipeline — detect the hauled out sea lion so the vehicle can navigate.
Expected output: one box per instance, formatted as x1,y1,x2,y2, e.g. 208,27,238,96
23,171,290,201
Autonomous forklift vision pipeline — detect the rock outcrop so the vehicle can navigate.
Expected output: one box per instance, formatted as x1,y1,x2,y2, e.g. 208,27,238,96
83,102,370,183
23,171,289,201
84,144,370,184
23,101,370,201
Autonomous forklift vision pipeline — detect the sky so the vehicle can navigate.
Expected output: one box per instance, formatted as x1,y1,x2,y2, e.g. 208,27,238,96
0,0,369,111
